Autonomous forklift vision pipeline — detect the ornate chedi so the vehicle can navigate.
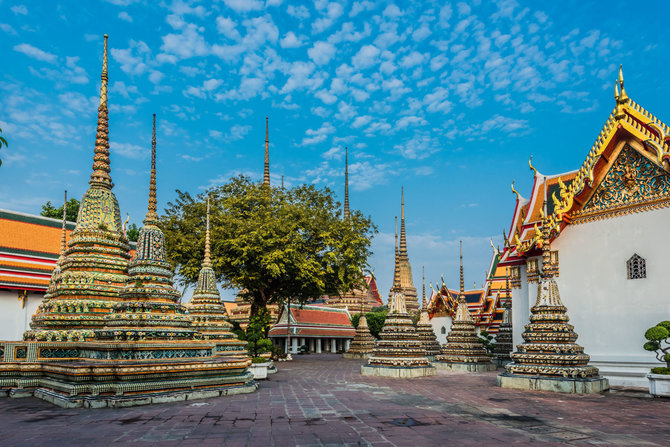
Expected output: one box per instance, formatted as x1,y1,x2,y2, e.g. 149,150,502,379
0,37,256,408
388,188,419,314
493,271,513,366
498,202,609,393
42,191,69,305
26,36,131,342
342,272,376,359
434,242,495,372
185,197,246,356
415,268,441,358
361,224,434,378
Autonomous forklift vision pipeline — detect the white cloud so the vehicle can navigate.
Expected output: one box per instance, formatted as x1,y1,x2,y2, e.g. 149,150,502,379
161,24,209,59
400,51,426,68
280,31,302,48
393,133,441,159
352,44,380,69
13,43,57,63
0,23,17,34
287,5,310,20
351,115,372,129
11,5,28,15
111,142,149,159
382,4,402,18
216,16,241,40
223,0,263,12
312,2,343,33
308,41,336,65
301,122,335,146
118,11,132,22
227,124,252,141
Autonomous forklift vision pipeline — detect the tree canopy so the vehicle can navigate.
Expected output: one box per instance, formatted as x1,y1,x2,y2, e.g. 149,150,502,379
159,175,376,315
41,198,81,222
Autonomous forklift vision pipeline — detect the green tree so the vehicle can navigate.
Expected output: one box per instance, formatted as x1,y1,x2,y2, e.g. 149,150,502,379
478,329,496,354
245,308,273,358
41,198,80,222
126,223,140,243
160,175,376,319
0,127,7,167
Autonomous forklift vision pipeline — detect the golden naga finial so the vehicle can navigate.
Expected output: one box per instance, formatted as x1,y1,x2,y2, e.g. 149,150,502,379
490,238,496,251
615,65,628,119
513,232,521,246
614,80,620,102
534,222,542,239
122,213,129,236
511,180,520,200
528,155,538,177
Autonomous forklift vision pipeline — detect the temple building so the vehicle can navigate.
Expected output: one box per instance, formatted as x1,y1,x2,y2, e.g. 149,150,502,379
388,188,419,314
0,36,255,407
427,245,507,344
268,304,355,354
498,67,668,388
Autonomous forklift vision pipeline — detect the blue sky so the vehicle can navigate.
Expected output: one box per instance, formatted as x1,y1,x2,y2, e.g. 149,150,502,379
1,0,669,301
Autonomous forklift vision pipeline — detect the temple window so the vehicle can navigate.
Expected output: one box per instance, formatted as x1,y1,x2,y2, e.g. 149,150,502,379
441,326,446,334
627,254,646,280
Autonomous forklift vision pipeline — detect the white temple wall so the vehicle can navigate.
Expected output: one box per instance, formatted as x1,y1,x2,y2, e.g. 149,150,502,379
430,315,452,345
547,207,670,387
0,290,43,341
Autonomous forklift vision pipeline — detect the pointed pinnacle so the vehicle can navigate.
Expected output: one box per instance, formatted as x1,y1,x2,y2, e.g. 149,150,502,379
203,196,212,267
459,240,464,294
343,146,350,221
90,34,113,189
263,116,270,186
145,114,158,224
59,190,68,260
399,187,408,259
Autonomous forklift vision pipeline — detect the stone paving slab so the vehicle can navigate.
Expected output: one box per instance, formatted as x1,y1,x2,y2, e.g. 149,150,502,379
0,355,668,446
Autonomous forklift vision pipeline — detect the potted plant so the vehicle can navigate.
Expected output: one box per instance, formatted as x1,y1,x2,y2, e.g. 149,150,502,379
643,320,670,397
246,309,274,380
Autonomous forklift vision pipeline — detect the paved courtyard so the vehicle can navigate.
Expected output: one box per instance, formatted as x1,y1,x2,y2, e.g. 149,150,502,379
0,355,668,446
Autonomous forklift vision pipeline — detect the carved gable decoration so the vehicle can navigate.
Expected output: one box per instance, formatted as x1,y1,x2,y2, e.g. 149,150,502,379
577,144,670,221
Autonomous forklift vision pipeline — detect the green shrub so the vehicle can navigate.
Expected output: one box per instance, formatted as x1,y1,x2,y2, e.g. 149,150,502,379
643,321,670,368
650,367,670,375
246,308,273,358
365,308,388,339
251,357,268,364
350,313,360,328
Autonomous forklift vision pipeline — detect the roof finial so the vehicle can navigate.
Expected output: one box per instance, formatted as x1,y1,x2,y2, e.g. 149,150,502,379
144,113,158,225
618,64,627,99
528,155,538,177
263,116,270,186
203,195,212,268
399,186,408,258
459,240,464,294
511,180,520,200
59,190,68,261
343,146,350,221
89,34,113,189
505,266,511,304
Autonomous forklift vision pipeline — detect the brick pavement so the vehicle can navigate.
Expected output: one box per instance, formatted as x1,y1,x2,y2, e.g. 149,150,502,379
0,355,668,446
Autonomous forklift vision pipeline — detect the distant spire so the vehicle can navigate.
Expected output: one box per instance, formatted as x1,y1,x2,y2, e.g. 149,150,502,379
89,34,113,189
144,114,158,225
459,240,464,294
392,215,400,290
343,146,350,221
263,116,270,186
281,175,284,190
203,196,212,268
422,266,427,310
59,190,68,261
505,267,511,305
399,187,408,258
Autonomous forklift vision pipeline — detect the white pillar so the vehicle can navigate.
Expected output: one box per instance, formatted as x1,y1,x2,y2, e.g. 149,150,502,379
316,338,322,353
345,339,351,351
330,339,337,353
309,338,315,352
291,337,298,353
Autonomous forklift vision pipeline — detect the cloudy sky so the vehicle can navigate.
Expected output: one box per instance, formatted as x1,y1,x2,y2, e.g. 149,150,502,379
1,0,668,301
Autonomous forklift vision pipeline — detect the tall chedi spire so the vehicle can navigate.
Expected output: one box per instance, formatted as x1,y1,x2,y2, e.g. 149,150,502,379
363,218,434,377
42,191,69,305
493,267,513,365
186,196,246,356
343,146,350,221
389,188,419,313
499,196,608,393
434,241,495,372
26,35,131,342
98,114,195,341
416,266,441,357
263,116,270,186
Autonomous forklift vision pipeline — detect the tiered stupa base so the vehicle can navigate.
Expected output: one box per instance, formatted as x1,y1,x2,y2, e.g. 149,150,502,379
0,340,255,408
493,328,513,367
497,373,609,394
434,321,495,372
432,361,496,372
416,321,441,359
361,312,435,378
343,315,375,359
